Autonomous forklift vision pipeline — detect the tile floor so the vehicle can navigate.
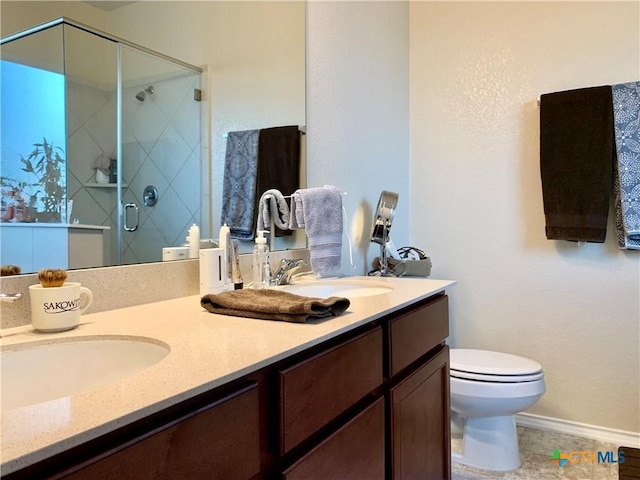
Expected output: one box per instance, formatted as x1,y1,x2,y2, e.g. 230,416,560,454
452,426,621,480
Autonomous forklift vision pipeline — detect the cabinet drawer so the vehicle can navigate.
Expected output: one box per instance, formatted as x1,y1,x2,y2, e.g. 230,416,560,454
283,397,385,480
388,294,448,377
279,327,383,454
63,383,260,480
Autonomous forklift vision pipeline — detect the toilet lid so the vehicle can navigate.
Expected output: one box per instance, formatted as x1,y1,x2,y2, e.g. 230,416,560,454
450,369,545,382
450,349,543,379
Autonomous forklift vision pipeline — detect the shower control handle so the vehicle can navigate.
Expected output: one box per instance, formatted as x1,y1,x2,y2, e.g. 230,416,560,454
124,203,139,232
143,185,158,207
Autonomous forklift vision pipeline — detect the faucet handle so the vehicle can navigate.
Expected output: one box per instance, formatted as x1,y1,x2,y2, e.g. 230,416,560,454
0,292,23,302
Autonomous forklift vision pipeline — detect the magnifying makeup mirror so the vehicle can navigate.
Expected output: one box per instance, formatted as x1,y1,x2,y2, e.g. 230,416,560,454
370,190,399,275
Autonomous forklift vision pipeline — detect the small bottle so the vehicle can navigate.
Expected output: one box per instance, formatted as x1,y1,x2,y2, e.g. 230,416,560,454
230,239,244,290
252,230,270,289
219,222,231,283
187,223,200,259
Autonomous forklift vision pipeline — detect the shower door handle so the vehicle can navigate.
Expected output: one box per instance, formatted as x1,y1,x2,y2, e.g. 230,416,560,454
124,203,139,232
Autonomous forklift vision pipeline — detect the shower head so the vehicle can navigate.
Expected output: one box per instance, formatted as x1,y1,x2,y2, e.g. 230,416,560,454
135,86,155,102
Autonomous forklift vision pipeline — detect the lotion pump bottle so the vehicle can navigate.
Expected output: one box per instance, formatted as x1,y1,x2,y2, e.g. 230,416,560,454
252,230,270,289
187,223,200,259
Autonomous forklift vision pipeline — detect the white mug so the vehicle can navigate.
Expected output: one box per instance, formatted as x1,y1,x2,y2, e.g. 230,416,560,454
29,282,94,332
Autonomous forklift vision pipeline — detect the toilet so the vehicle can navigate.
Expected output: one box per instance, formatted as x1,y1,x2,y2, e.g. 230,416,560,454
449,349,546,471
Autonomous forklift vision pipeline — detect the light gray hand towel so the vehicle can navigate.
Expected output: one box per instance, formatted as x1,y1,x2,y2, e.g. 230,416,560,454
221,130,260,241
612,82,640,250
296,186,343,275
257,189,290,232
288,191,305,229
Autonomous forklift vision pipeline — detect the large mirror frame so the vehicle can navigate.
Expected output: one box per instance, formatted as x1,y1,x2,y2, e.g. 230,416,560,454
0,1,306,275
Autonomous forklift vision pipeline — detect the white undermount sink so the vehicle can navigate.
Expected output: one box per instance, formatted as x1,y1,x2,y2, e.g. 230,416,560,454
1,336,170,412
279,277,395,299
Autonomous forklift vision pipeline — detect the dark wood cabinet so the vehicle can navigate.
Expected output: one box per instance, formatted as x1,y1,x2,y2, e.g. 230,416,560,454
388,294,449,376
4,382,261,480
390,346,450,480
61,383,260,480
277,294,450,480
282,397,386,480
279,327,383,454
6,293,450,480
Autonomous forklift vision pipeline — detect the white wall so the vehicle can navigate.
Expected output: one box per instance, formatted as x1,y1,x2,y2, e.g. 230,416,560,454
410,2,640,433
307,1,410,274
1,1,107,34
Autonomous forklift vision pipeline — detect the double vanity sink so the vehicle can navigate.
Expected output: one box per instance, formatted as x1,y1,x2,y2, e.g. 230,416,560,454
2,336,170,412
1,275,455,477
2,278,393,413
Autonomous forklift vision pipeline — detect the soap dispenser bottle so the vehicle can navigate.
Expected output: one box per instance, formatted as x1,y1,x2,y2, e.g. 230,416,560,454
252,230,270,289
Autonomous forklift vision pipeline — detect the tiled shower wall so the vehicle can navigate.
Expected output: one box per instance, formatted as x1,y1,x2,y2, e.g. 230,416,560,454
66,73,201,266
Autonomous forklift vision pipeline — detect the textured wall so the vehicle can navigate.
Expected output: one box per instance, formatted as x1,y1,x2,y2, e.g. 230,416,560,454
410,1,640,433
306,1,410,275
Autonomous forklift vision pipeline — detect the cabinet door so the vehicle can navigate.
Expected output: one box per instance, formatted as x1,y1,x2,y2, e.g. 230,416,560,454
389,346,450,480
283,397,385,480
62,383,260,480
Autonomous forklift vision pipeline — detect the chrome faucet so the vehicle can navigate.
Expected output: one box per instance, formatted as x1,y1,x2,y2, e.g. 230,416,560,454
272,258,308,286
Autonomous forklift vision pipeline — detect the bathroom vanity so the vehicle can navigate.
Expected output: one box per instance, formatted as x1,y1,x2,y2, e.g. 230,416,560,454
0,277,455,479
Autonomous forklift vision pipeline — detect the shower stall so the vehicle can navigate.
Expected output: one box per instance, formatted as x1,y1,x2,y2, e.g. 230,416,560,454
0,18,203,272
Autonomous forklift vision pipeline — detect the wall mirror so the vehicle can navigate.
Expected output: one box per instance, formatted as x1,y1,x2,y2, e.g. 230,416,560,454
0,1,306,275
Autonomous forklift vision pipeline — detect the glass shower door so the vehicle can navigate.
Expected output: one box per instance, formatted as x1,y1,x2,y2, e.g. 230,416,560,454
119,45,202,265
63,24,118,267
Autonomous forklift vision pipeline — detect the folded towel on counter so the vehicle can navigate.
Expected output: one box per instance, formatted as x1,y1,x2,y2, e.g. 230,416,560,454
612,81,640,250
540,86,615,243
221,130,260,241
257,189,290,232
255,126,301,237
292,186,343,276
201,289,350,323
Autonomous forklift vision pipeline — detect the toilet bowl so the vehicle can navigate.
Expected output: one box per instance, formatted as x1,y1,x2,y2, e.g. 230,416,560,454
450,349,545,471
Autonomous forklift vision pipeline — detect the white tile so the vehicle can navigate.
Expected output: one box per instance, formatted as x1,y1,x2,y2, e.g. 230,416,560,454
85,100,116,156
171,83,201,150
154,77,190,121
67,127,103,184
121,140,146,184
129,101,168,155
173,151,200,215
149,186,191,245
149,123,191,183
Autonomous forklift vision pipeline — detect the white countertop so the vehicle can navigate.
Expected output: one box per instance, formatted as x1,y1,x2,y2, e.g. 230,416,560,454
0,277,455,474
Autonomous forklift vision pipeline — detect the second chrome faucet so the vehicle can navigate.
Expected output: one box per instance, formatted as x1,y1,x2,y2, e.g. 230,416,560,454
271,258,309,286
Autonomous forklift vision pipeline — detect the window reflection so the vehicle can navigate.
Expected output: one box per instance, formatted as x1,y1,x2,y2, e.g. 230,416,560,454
1,60,66,222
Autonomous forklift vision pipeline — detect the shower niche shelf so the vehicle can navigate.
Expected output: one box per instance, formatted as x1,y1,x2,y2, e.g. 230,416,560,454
84,183,129,188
